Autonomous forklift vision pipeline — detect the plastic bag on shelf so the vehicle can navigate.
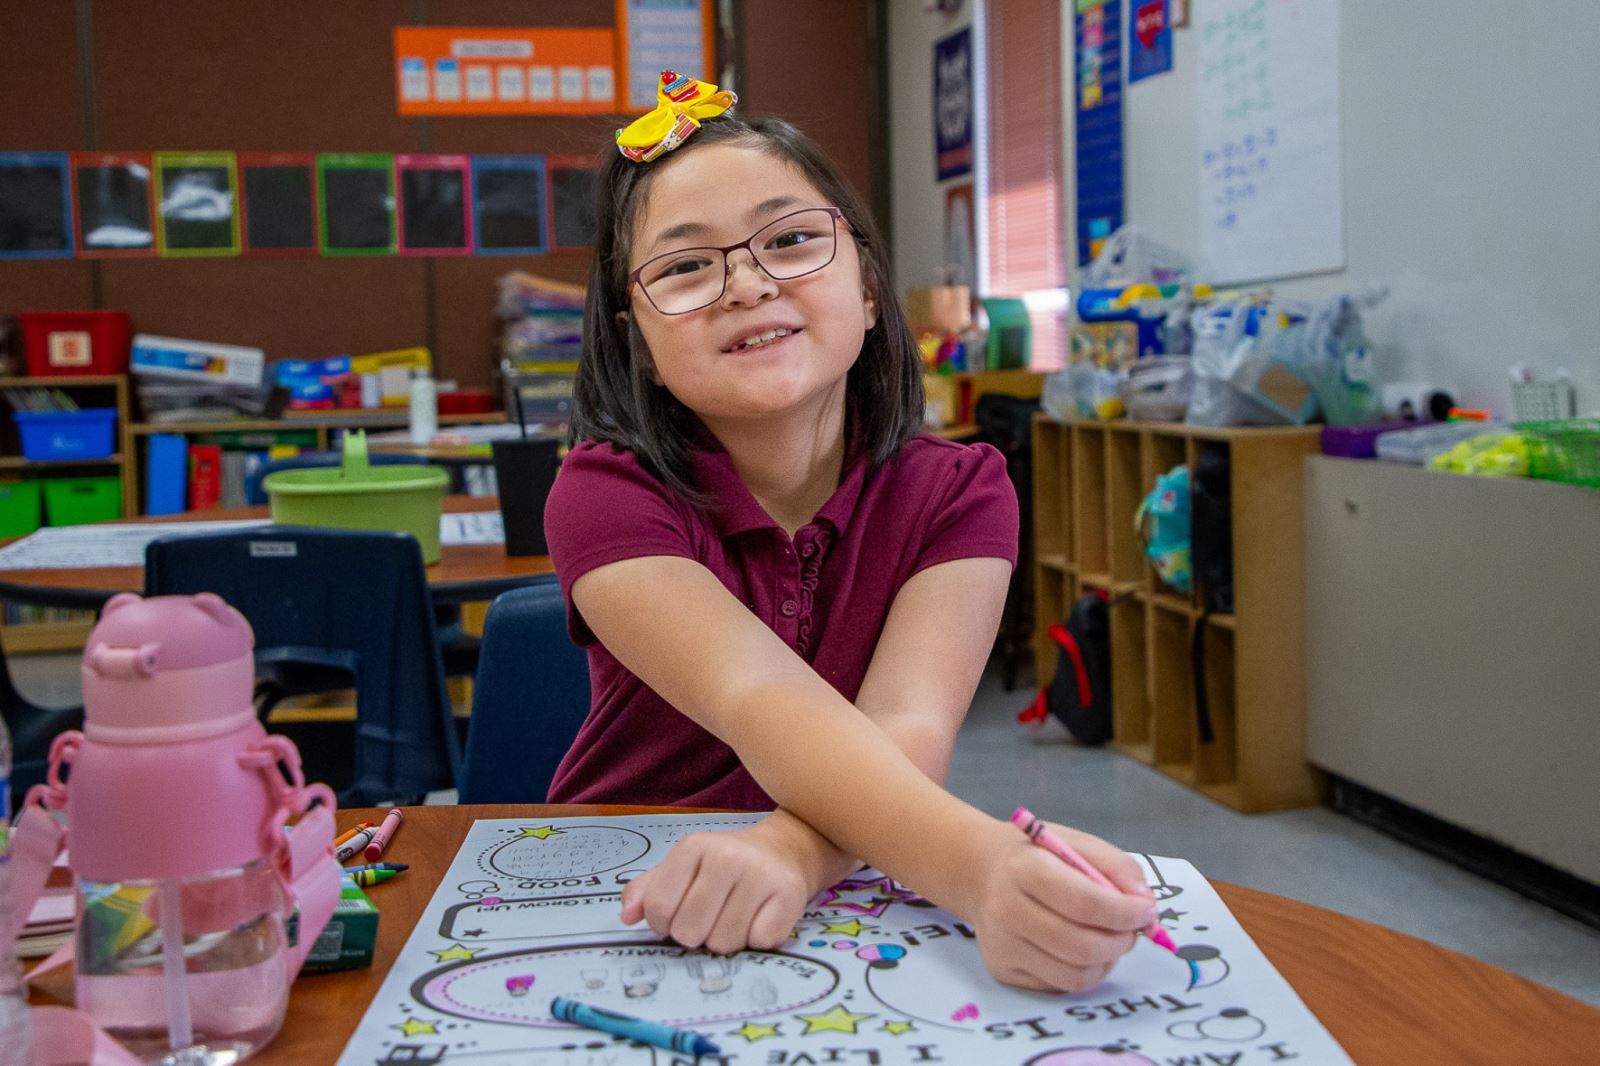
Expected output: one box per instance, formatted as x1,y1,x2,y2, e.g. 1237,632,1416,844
1186,297,1319,426
1288,287,1387,425
1080,225,1195,290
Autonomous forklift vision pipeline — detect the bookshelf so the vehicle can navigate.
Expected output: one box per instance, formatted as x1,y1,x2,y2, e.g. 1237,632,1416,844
1032,414,1324,812
0,375,134,652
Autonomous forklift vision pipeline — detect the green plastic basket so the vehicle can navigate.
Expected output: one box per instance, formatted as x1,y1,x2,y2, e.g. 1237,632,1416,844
44,477,122,527
1514,418,1600,488
0,481,42,538
262,431,449,563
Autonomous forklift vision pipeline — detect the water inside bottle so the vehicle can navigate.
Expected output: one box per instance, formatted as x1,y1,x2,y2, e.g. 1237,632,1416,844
76,859,290,1063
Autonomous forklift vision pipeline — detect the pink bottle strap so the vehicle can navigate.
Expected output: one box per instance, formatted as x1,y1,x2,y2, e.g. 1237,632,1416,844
6,802,140,1065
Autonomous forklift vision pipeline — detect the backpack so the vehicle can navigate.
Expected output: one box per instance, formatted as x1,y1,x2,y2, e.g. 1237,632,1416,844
1018,591,1113,745
1135,464,1192,595
1190,443,1234,742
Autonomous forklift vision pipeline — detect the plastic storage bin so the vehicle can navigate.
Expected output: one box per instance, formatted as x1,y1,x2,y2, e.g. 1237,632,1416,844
19,311,132,377
13,408,119,460
0,480,43,537
44,476,122,526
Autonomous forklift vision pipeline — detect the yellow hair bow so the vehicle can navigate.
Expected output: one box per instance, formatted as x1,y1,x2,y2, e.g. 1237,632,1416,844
616,71,738,163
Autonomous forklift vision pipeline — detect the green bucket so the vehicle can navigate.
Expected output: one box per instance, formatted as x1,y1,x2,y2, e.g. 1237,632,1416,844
263,431,449,563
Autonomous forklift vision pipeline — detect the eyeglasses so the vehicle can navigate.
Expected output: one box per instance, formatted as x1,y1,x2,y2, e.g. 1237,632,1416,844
628,207,847,316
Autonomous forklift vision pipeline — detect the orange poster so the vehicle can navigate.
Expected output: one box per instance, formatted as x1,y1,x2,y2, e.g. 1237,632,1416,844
394,27,617,116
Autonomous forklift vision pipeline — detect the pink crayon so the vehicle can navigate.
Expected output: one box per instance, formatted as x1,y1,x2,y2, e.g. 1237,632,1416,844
505,974,536,996
365,808,404,861
1010,806,1179,955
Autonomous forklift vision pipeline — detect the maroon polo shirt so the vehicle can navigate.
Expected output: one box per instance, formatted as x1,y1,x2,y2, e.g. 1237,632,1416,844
542,433,1019,809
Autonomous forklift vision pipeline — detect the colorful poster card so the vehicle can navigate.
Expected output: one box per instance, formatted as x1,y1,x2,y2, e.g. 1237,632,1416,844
616,0,717,112
472,156,547,256
394,27,616,116
240,153,318,255
398,154,473,255
154,152,240,257
0,152,74,259
1130,0,1175,83
318,153,395,256
1075,0,1125,266
72,152,155,257
933,28,974,181
546,156,598,251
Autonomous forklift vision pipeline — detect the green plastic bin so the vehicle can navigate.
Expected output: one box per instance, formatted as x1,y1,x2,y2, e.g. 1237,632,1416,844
0,481,43,537
262,430,449,563
44,476,123,527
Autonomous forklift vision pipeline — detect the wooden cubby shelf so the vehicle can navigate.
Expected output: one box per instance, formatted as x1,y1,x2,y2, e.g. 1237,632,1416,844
1031,414,1324,812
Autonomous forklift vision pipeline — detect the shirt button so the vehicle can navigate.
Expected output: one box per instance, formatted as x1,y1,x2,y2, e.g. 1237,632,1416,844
780,599,798,617
801,542,816,558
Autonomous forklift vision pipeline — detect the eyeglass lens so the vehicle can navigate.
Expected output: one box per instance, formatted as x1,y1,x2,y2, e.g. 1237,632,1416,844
638,208,839,314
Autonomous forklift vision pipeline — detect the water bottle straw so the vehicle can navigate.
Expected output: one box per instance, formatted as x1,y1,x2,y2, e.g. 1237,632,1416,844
159,881,193,1052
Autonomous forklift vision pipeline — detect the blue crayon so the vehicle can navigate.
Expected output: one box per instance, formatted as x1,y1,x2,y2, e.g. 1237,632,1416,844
550,996,721,1058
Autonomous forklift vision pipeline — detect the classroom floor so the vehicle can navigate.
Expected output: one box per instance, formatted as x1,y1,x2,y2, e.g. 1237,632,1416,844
16,654,1597,1007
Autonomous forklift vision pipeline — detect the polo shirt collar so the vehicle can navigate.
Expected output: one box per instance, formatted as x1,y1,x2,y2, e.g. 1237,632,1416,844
689,432,868,539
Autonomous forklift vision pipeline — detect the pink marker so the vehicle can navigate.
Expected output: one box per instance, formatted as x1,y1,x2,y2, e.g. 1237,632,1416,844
365,808,404,861
1011,806,1179,955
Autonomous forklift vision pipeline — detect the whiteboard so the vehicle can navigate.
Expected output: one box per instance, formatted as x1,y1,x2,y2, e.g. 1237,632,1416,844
1197,0,1343,283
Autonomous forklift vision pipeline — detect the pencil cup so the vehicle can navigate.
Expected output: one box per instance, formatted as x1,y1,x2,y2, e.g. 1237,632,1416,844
492,437,561,556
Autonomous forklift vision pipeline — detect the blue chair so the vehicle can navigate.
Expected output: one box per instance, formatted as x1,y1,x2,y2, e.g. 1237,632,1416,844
1,639,83,811
459,581,591,803
248,449,481,679
145,526,460,805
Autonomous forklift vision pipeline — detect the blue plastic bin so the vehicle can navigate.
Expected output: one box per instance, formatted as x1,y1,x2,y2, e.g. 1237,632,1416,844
13,408,118,461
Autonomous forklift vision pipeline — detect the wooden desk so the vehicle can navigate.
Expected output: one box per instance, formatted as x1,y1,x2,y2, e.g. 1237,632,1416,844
200,805,1600,1064
0,497,552,610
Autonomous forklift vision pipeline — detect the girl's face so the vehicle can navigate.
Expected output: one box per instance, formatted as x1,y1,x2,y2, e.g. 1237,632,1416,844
626,143,877,430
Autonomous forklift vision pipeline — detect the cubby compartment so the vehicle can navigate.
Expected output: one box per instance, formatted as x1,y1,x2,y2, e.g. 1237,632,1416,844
1193,619,1238,791
1071,425,1109,581
1031,414,1323,811
1108,597,1150,759
1149,603,1195,775
1106,427,1145,586
1032,567,1070,690
1190,439,1234,615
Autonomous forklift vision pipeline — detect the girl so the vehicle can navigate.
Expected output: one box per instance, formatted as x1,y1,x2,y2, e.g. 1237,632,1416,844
543,73,1155,993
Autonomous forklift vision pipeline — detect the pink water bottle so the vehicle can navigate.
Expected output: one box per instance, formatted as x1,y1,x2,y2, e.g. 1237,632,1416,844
29,593,342,1064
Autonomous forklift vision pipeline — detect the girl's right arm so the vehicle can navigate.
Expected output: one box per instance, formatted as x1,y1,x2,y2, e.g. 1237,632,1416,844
573,553,1156,992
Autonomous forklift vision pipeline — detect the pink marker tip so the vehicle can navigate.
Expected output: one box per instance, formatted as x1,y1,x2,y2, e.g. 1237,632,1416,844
1148,926,1179,954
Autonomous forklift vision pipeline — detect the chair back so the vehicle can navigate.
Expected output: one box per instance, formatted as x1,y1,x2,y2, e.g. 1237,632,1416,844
145,526,459,804
245,450,431,505
0,637,83,809
459,581,590,803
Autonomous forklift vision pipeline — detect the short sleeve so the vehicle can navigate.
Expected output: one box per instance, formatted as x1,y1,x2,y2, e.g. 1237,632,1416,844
911,442,1020,575
543,442,697,645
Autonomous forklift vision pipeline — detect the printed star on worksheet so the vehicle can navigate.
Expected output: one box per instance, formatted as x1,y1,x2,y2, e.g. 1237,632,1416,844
429,943,481,962
1159,908,1186,924
816,876,916,917
821,919,872,936
729,1022,782,1041
796,1004,875,1035
517,825,564,839
880,1020,916,1036
392,1018,439,1037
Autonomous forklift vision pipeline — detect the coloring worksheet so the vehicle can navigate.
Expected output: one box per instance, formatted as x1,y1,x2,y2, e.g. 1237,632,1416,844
336,814,1351,1065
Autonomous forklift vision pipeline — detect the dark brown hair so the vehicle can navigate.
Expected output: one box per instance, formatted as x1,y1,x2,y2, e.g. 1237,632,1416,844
571,115,925,504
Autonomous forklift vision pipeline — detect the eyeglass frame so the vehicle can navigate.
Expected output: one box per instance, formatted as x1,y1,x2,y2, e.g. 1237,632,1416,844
626,206,851,316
